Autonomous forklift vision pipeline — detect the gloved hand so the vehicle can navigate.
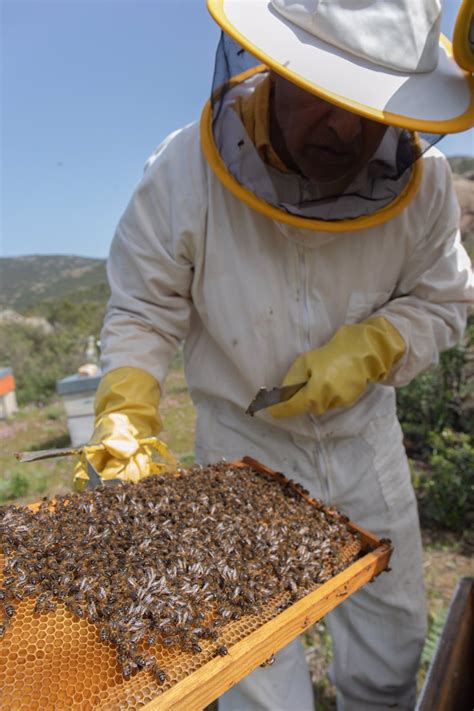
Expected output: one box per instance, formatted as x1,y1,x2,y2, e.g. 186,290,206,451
73,367,176,491
268,316,405,419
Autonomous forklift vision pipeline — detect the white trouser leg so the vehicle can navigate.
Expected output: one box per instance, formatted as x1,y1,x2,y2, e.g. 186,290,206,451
326,495,426,711
217,637,314,711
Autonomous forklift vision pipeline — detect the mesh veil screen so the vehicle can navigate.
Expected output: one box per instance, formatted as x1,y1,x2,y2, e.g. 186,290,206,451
210,32,444,223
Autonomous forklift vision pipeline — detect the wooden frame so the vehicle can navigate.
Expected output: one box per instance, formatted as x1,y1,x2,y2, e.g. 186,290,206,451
142,457,393,710
2,456,392,710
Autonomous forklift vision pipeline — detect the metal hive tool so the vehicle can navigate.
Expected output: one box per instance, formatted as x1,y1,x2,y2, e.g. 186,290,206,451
0,457,392,710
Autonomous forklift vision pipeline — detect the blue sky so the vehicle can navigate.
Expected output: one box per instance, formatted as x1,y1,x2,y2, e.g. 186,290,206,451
2,0,473,258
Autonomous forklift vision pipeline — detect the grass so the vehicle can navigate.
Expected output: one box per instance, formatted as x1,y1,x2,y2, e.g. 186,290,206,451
0,402,72,504
0,360,472,706
159,367,196,464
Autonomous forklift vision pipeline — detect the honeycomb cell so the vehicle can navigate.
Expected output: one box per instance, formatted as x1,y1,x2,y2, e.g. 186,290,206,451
21,685,34,698
56,689,69,704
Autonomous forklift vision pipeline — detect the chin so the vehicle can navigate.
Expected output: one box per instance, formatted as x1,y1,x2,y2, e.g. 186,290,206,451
304,165,354,183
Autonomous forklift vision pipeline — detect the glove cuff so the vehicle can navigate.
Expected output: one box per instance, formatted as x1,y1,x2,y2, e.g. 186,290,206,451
93,366,162,442
364,316,406,379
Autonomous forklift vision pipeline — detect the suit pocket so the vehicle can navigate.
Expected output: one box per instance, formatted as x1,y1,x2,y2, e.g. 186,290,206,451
363,414,415,512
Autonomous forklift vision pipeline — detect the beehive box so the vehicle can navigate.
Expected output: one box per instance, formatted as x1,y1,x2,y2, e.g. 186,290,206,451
0,367,18,420
56,372,101,446
0,457,392,710
416,576,474,711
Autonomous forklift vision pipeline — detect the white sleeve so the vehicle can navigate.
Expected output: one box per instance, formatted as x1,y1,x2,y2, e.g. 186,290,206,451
100,124,207,386
376,154,473,387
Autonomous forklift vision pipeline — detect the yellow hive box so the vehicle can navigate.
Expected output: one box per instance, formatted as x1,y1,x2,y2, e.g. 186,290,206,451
0,457,392,710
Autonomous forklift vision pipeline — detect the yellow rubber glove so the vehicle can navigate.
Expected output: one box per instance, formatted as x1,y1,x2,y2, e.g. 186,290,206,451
73,367,176,491
268,316,405,419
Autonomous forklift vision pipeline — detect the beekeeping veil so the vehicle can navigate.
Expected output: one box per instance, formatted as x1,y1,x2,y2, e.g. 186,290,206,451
202,0,474,231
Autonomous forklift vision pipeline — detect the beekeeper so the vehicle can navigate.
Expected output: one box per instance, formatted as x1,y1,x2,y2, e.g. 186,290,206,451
75,0,474,708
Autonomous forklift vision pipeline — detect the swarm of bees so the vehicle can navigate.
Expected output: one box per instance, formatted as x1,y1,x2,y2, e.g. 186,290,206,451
0,462,359,682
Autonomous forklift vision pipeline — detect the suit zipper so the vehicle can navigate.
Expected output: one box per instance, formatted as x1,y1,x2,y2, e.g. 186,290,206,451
297,247,330,501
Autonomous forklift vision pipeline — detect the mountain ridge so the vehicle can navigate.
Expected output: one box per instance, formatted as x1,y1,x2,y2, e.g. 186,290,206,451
0,255,107,311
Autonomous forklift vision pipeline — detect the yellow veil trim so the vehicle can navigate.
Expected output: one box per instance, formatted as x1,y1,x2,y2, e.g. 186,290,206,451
201,66,424,234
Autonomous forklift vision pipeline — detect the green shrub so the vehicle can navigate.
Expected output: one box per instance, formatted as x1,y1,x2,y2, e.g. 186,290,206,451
0,470,30,500
420,608,447,666
0,286,108,406
0,463,57,505
397,325,473,449
32,285,108,334
398,316,473,532
415,429,474,532
0,322,85,405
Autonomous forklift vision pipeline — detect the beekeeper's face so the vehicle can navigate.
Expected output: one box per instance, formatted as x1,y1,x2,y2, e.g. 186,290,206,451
270,73,388,183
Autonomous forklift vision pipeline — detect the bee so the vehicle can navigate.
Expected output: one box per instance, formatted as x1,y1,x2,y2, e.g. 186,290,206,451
216,645,228,657
152,666,167,685
65,600,84,618
4,604,14,618
135,655,154,670
33,599,45,614
100,604,115,621
121,662,133,681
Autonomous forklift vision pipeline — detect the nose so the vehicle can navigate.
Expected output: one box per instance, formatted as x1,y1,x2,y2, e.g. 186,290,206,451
326,105,362,143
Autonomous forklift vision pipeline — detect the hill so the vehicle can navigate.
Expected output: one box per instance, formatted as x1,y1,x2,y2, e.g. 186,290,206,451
0,256,109,403
448,155,474,176
0,255,107,312
448,157,474,256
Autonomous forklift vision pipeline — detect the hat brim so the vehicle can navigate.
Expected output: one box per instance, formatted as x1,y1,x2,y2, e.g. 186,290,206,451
208,0,474,133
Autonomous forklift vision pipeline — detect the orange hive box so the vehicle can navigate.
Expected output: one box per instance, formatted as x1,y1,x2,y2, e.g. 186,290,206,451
0,371,15,398
0,457,392,710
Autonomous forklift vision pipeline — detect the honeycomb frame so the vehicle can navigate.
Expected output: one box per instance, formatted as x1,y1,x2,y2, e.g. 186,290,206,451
0,457,392,710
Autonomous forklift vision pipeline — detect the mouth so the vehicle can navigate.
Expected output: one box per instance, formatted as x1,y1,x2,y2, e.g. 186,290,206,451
309,144,358,165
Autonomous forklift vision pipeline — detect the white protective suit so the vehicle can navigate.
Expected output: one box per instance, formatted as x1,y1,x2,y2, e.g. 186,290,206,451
100,120,473,710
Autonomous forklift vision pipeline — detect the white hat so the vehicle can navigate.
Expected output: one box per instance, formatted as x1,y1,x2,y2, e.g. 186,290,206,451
208,0,474,133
